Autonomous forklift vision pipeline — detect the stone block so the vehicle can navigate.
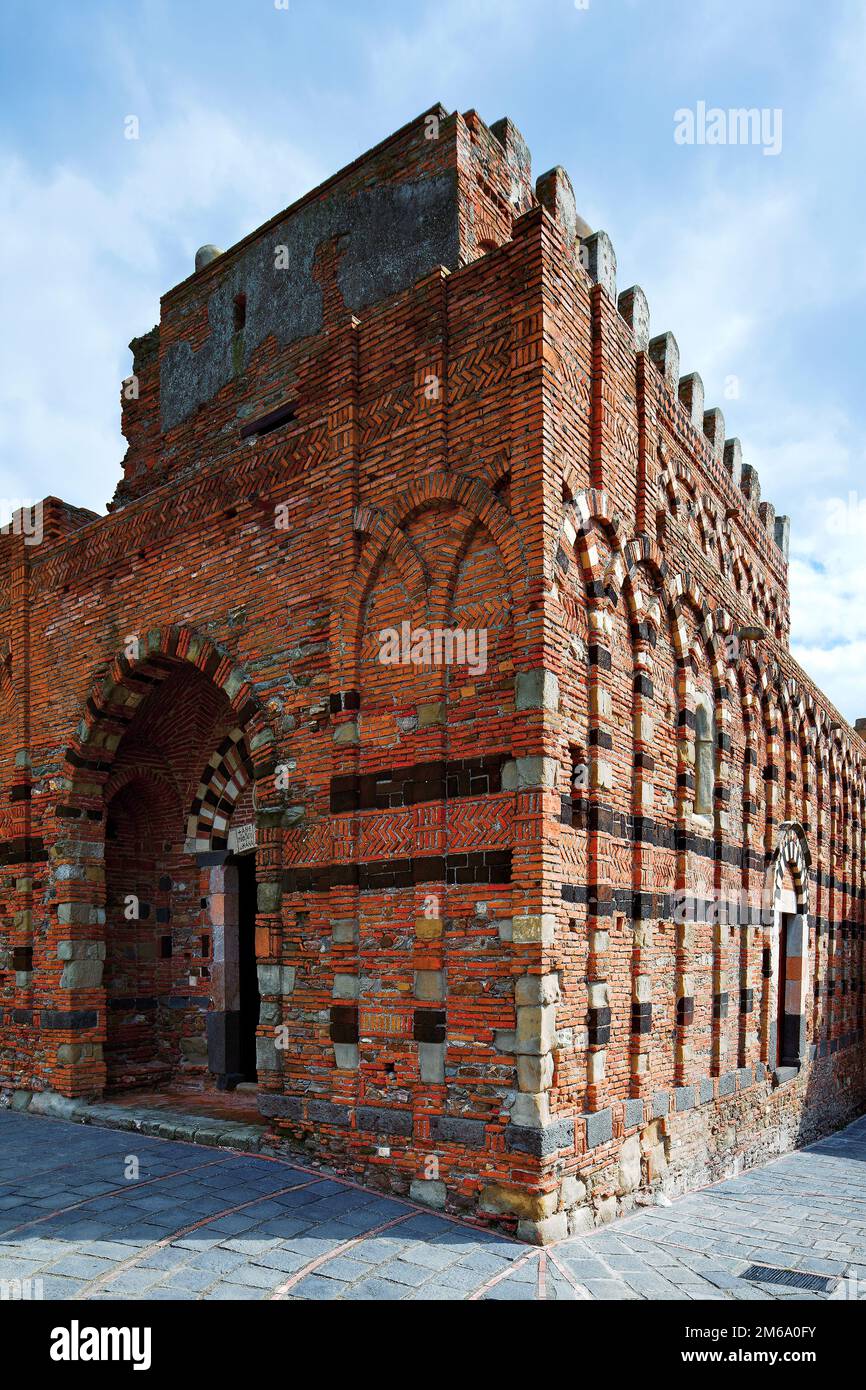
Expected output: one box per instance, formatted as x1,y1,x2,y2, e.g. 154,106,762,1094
512,915,555,946
594,1194,618,1225
504,1118,574,1156
333,1042,359,1070
509,1090,550,1128
618,1134,641,1193
414,969,444,1001
432,1115,486,1148
416,701,445,727
517,1052,554,1093
257,881,282,913
59,960,103,989
357,1106,413,1137
567,1206,595,1236
624,1097,645,1128
515,1002,557,1054
418,1041,445,1084
652,1090,669,1118
584,1107,613,1149
560,1175,587,1209
517,1212,568,1245
409,1178,446,1210
514,668,560,712
255,1036,280,1073
515,972,559,1007
480,1184,557,1221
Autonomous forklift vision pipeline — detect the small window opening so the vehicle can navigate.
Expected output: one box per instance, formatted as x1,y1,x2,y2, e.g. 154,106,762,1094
233,293,247,333
694,698,715,817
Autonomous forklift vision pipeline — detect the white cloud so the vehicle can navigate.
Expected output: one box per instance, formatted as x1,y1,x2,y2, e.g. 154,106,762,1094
0,106,320,514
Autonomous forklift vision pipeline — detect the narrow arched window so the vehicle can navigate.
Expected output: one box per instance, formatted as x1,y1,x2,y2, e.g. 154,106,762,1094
694,698,715,816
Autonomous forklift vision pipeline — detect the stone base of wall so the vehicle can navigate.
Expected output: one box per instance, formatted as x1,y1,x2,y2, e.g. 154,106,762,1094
4,1047,863,1246
259,1048,866,1243
516,1051,866,1243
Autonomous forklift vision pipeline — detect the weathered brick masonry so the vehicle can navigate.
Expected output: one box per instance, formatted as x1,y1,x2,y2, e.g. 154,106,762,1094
1,105,864,1241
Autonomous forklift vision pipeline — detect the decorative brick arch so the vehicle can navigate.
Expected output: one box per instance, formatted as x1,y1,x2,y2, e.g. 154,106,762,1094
666,575,727,683
478,448,511,495
58,623,279,824
49,623,281,1099
561,488,633,609
434,511,515,632
768,821,811,916
764,820,812,1072
345,472,525,668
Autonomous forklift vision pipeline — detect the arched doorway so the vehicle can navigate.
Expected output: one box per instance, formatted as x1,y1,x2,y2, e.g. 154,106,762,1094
765,822,811,1077
204,850,260,1090
52,628,279,1104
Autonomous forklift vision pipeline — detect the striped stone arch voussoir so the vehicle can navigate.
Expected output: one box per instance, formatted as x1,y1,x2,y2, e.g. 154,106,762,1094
61,624,277,809
667,576,727,682
186,728,255,854
770,821,811,916
562,489,630,605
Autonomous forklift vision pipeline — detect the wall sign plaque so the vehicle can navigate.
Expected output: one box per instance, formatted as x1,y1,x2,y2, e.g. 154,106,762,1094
358,1007,413,1038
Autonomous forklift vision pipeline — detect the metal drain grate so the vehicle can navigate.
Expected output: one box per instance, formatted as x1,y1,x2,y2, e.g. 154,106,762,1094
741,1264,838,1292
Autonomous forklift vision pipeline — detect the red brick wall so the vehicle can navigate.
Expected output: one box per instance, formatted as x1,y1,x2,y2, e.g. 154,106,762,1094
0,107,862,1240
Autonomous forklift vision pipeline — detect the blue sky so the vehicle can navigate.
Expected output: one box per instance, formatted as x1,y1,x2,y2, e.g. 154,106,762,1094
1,0,864,716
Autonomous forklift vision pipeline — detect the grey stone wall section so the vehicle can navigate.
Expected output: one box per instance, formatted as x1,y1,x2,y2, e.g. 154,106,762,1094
307,1099,351,1128
624,1097,645,1128
161,174,460,431
503,1117,573,1156
432,1116,488,1149
652,1090,670,1118
675,1085,695,1112
257,1094,303,1121
584,1108,613,1149
356,1106,413,1137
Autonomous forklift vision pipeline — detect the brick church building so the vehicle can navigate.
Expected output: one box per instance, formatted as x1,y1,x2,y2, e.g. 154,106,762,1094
0,106,863,1242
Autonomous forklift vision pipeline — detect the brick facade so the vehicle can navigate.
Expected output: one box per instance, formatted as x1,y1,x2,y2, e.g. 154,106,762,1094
0,105,863,1242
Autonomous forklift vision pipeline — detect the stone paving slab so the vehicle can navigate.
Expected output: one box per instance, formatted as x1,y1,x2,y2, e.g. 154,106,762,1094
1,1108,866,1300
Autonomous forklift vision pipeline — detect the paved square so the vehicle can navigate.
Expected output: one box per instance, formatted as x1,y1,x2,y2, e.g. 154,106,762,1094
0,1109,865,1300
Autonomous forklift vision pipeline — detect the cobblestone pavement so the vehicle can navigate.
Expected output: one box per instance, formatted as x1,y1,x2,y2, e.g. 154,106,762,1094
1,1109,865,1301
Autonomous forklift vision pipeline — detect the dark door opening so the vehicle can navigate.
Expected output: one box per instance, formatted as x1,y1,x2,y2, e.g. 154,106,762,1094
209,852,260,1089
776,912,791,1067
234,852,260,1083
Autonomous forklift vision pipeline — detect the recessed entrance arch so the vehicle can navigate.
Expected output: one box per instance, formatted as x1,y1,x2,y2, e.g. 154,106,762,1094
764,822,812,1076
54,625,278,1100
